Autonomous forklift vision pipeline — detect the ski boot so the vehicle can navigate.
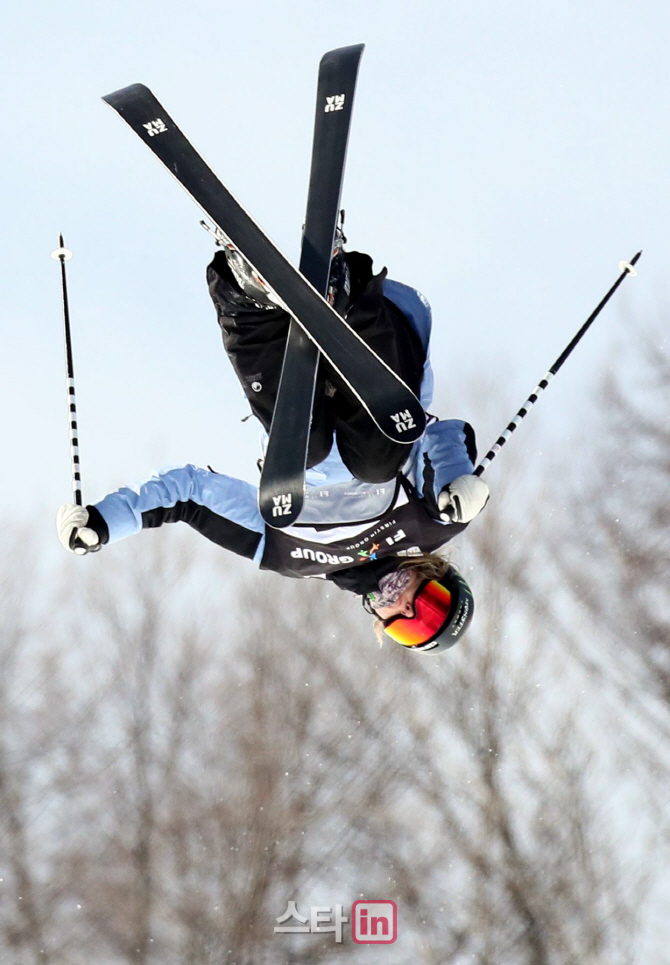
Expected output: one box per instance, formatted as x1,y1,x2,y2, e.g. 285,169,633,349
327,209,351,316
201,220,281,310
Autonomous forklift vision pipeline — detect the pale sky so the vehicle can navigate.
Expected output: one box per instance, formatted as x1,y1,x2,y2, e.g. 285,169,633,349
3,0,667,527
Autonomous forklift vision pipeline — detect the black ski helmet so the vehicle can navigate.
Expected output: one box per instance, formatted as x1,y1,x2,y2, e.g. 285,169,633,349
382,565,475,654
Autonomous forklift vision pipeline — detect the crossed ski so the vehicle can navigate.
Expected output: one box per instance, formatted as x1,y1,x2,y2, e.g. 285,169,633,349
260,44,363,527
103,62,426,527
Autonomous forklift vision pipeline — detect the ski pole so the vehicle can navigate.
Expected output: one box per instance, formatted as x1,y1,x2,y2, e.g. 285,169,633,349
51,234,83,505
474,251,641,477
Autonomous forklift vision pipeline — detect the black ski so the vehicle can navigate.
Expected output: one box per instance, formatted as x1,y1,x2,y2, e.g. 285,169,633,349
259,44,364,528
102,83,426,448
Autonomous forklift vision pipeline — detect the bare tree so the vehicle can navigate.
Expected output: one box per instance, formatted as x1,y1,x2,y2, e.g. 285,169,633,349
0,406,664,965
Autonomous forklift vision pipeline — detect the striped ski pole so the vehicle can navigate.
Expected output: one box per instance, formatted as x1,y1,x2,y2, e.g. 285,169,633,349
474,251,641,477
51,234,83,504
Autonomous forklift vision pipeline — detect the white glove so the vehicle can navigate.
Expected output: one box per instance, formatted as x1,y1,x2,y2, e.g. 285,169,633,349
438,474,490,524
56,505,101,555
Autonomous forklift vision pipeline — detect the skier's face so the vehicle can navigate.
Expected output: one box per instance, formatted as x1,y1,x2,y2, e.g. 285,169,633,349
371,569,423,621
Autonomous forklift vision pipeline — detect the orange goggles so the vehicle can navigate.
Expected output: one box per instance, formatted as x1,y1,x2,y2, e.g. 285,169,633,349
382,579,453,648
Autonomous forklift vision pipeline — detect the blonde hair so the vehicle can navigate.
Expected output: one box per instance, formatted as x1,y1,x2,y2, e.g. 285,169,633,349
371,553,452,644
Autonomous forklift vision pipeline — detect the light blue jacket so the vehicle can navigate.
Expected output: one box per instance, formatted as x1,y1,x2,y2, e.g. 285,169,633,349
94,281,475,569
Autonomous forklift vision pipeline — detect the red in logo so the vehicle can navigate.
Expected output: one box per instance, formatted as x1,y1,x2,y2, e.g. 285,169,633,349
351,900,397,944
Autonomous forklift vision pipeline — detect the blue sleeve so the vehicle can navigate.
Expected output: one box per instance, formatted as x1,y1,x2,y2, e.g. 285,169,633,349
409,420,477,514
94,464,266,563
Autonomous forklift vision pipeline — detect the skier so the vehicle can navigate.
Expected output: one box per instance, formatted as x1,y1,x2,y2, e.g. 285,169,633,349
56,241,489,654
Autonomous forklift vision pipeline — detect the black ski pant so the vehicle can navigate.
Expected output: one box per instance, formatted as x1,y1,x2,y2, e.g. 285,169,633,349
206,251,427,484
